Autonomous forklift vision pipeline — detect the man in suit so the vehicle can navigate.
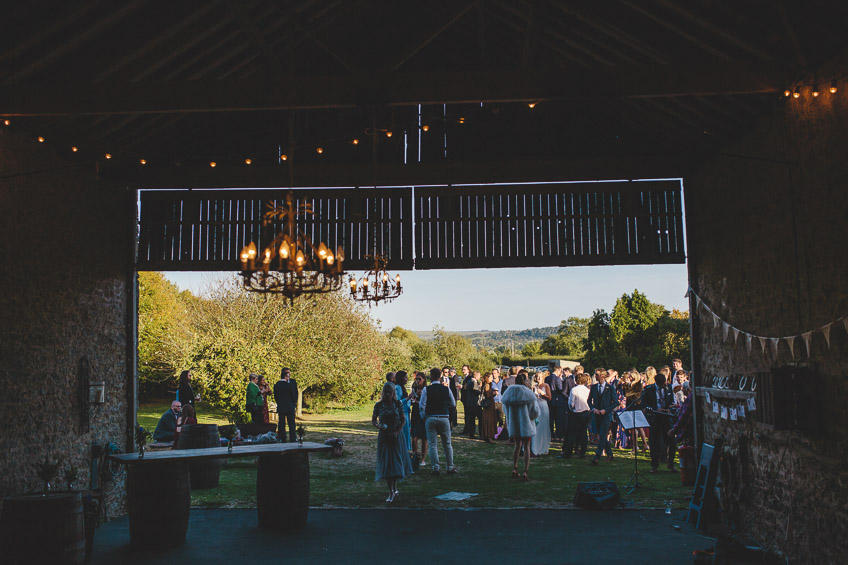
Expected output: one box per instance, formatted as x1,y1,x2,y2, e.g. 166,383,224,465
546,365,566,440
641,371,676,473
588,369,618,464
560,367,576,441
273,367,298,442
460,365,472,434
153,400,181,443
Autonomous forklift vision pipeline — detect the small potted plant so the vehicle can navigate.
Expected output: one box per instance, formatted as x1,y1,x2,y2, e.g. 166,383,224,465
295,424,306,446
135,424,152,458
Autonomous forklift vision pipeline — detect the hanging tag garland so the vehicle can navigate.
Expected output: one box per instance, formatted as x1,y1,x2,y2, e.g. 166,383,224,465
688,288,848,362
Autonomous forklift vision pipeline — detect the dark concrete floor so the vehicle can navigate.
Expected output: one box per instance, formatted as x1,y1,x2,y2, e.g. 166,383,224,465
90,508,713,565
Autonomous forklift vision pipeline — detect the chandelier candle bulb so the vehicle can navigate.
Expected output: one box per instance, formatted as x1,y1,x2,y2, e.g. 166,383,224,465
279,241,290,259
318,243,328,259
830,81,838,93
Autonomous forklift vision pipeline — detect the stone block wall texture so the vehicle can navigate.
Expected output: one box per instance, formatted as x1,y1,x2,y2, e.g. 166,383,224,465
0,129,133,519
685,54,848,563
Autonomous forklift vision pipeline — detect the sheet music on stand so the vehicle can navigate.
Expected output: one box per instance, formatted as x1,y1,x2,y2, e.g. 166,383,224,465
617,410,649,430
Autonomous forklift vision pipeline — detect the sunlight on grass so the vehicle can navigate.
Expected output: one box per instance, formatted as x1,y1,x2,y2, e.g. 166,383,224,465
175,401,692,510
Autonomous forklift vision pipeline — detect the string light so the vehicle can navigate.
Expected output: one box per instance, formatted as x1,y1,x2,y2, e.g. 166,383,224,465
37,136,44,143
105,153,112,160
793,87,800,99
3,119,9,126
457,117,465,124
352,138,359,145
71,146,78,152
422,125,429,132
210,161,217,167
139,159,147,165
528,102,536,109
244,158,252,165
386,131,392,138
784,89,791,97
316,147,323,154
830,81,838,94
281,153,288,161
812,85,820,97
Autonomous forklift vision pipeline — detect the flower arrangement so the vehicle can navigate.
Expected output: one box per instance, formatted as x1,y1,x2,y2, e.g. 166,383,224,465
324,437,345,457
36,459,62,494
135,424,152,457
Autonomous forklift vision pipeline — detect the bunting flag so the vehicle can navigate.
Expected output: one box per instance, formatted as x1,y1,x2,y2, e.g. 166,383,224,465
802,331,814,355
769,338,780,360
689,290,847,363
821,325,832,349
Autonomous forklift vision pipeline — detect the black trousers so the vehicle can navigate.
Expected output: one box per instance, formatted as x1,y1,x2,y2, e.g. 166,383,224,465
563,411,589,457
551,404,567,439
649,416,676,469
466,405,481,437
278,412,296,442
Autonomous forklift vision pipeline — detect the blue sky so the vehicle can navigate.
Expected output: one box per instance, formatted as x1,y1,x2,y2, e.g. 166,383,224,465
164,263,689,332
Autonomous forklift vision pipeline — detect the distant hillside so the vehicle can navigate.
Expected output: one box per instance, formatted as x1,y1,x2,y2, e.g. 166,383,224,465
412,327,557,350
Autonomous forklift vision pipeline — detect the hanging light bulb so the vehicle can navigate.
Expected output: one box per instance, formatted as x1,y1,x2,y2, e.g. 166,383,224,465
210,161,217,167
71,146,78,152
528,102,536,109
37,136,45,143
140,158,147,165
784,89,791,97
457,117,465,124
793,87,800,99
386,130,392,138
316,147,324,154
812,85,820,97
105,153,112,160
422,124,429,132
281,153,288,161
352,138,359,145
245,158,252,165
2,119,9,126
830,80,838,94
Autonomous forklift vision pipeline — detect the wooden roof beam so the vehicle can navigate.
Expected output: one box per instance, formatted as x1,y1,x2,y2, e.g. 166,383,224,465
0,62,786,116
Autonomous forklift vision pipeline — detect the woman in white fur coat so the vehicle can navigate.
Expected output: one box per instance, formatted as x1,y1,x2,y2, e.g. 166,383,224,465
501,373,540,481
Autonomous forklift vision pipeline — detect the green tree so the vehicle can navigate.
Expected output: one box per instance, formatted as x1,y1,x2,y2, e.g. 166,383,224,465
520,340,542,357
137,272,193,398
541,316,589,357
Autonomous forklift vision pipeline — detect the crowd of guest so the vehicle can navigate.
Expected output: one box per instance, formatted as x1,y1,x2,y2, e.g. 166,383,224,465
377,357,693,493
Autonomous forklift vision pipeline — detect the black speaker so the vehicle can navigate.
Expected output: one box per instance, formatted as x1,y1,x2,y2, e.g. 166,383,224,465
573,481,620,510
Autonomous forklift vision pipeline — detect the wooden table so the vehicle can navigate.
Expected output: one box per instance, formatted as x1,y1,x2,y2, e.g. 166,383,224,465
110,442,331,547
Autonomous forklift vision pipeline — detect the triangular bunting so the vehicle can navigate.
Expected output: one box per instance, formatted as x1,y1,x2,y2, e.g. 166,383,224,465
695,296,702,312
843,318,848,334
713,312,721,329
786,336,796,359
802,331,813,356
722,322,730,341
684,289,691,299
759,336,768,356
731,327,740,344
769,337,779,360
745,334,753,355
821,324,832,349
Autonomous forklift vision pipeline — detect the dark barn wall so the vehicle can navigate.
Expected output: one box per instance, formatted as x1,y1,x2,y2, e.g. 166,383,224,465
0,129,133,518
686,57,848,562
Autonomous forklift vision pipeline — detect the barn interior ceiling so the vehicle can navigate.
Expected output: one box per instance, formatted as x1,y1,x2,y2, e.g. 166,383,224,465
1,0,846,186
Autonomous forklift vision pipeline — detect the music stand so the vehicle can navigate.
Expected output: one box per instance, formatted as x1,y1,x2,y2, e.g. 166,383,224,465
617,410,656,494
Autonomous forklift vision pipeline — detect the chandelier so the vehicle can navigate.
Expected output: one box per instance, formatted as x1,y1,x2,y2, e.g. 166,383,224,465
239,191,345,301
349,254,402,305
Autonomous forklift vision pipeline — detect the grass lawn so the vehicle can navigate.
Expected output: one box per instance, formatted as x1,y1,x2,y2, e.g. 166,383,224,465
138,400,692,510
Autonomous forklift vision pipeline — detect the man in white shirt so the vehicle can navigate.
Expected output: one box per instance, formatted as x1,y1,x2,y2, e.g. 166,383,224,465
561,374,591,459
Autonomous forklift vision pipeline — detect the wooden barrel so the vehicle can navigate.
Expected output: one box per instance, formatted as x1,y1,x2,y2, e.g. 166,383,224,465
127,461,190,548
0,492,86,564
177,423,222,489
256,452,310,530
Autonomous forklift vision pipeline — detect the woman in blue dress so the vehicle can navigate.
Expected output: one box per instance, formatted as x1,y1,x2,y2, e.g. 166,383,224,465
395,371,413,461
372,382,409,502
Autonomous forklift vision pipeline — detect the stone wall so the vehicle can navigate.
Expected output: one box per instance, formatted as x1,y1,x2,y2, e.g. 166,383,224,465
0,128,134,519
685,54,848,563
